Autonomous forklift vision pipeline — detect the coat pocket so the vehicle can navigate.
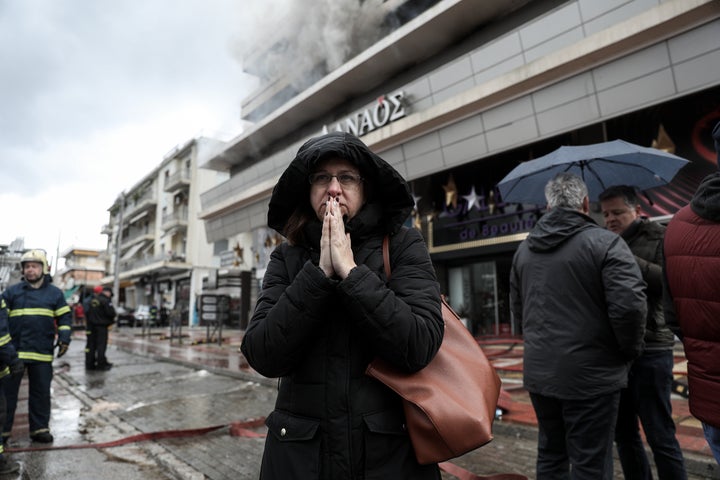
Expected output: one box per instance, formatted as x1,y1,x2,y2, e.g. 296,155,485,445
260,410,321,480
362,410,421,479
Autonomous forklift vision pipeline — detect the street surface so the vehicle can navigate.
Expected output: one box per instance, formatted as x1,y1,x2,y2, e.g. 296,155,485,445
2,332,717,479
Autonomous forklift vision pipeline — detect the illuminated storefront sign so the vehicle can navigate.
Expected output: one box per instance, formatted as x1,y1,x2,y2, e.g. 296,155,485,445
322,91,406,137
431,206,540,248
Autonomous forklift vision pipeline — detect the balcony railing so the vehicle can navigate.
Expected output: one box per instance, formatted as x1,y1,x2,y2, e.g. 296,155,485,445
120,231,153,250
163,169,191,193
125,190,157,218
118,251,189,273
161,206,189,231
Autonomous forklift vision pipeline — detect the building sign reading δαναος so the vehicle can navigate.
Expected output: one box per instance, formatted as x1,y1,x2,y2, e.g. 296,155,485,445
322,91,406,137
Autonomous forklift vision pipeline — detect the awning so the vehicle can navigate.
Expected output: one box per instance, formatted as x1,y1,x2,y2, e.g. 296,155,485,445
140,241,154,255
128,210,150,224
63,285,80,301
120,241,149,261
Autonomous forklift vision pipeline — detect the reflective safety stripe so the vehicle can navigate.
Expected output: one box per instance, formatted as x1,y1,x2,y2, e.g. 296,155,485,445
19,351,54,362
0,299,6,308
0,333,10,347
0,366,9,379
58,325,71,331
55,305,71,316
9,308,54,317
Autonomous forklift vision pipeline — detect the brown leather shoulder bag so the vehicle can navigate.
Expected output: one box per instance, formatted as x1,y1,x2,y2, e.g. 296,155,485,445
365,236,503,465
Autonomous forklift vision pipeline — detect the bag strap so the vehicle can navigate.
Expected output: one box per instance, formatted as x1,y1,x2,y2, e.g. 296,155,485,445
384,236,528,480
382,235,391,280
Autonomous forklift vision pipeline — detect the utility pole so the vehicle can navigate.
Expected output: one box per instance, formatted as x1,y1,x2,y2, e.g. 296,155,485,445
112,193,125,302
53,231,61,275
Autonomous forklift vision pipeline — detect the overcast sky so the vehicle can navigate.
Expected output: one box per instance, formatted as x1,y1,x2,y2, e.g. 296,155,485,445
0,0,265,268
0,0,394,272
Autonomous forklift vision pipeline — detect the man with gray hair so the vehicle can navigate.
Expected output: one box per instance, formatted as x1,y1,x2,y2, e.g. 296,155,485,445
510,172,647,479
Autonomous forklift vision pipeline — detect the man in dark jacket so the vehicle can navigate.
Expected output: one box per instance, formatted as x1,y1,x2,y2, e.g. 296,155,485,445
664,121,720,466
84,286,116,371
599,185,687,479
2,249,72,444
241,132,443,480
510,173,646,480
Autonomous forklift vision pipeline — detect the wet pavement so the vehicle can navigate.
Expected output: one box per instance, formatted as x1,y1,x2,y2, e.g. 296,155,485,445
3,325,718,479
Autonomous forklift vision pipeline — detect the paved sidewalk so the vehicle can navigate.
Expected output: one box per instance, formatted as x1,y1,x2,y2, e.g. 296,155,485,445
6,334,270,479
105,325,720,479
8,325,715,479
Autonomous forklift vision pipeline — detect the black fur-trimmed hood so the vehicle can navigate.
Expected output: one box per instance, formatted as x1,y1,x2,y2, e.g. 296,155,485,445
267,132,414,236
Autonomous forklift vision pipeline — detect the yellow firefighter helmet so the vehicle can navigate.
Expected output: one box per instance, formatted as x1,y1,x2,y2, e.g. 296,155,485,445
21,249,49,275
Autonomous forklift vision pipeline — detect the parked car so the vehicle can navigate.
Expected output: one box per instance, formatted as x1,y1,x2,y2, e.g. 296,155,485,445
116,306,137,327
133,305,156,327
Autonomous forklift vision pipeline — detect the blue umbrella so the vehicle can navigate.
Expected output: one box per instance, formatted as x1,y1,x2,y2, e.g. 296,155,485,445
496,139,689,205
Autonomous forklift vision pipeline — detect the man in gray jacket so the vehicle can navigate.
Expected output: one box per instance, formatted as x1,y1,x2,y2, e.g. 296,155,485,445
510,173,647,480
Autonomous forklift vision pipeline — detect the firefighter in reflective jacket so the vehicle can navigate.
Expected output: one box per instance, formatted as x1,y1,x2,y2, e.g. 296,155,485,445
1,249,72,444
0,300,21,474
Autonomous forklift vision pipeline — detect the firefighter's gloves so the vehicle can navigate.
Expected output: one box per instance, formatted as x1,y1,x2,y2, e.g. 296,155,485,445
9,359,24,377
56,342,69,358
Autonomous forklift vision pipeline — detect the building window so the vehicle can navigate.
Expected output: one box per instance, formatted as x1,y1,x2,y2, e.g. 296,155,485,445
213,239,228,256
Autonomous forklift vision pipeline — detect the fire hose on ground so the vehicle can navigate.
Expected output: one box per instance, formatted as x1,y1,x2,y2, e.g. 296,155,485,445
7,416,527,480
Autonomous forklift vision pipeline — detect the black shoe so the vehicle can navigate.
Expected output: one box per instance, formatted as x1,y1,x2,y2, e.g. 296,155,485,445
30,431,53,443
0,459,19,475
97,363,113,371
85,364,96,370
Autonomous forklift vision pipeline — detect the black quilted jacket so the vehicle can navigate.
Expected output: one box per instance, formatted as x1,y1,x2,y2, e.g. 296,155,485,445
620,218,674,350
241,132,443,480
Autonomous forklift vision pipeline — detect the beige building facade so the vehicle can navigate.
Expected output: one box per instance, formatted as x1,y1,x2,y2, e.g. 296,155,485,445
195,0,720,334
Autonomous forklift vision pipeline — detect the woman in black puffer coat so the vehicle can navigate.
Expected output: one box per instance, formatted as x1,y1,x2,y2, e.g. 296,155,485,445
241,132,443,480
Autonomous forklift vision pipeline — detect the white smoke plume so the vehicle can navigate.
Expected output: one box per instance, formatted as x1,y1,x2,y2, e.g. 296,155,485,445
233,0,391,91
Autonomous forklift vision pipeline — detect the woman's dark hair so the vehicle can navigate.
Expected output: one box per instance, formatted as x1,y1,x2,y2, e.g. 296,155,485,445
283,205,314,246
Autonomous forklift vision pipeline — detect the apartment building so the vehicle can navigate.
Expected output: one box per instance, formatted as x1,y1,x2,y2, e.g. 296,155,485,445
198,0,720,336
0,238,24,292
55,247,106,289
101,137,228,326
51,247,106,327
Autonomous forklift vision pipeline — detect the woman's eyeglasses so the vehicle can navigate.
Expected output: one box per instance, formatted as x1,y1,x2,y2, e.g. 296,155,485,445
308,172,363,187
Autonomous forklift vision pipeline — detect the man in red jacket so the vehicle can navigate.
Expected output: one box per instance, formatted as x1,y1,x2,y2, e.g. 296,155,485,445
664,120,720,465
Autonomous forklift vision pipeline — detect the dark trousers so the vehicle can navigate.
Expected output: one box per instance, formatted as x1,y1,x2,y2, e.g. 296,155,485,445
3,362,53,436
615,350,687,479
702,422,720,466
85,324,109,368
0,380,6,456
530,390,620,480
